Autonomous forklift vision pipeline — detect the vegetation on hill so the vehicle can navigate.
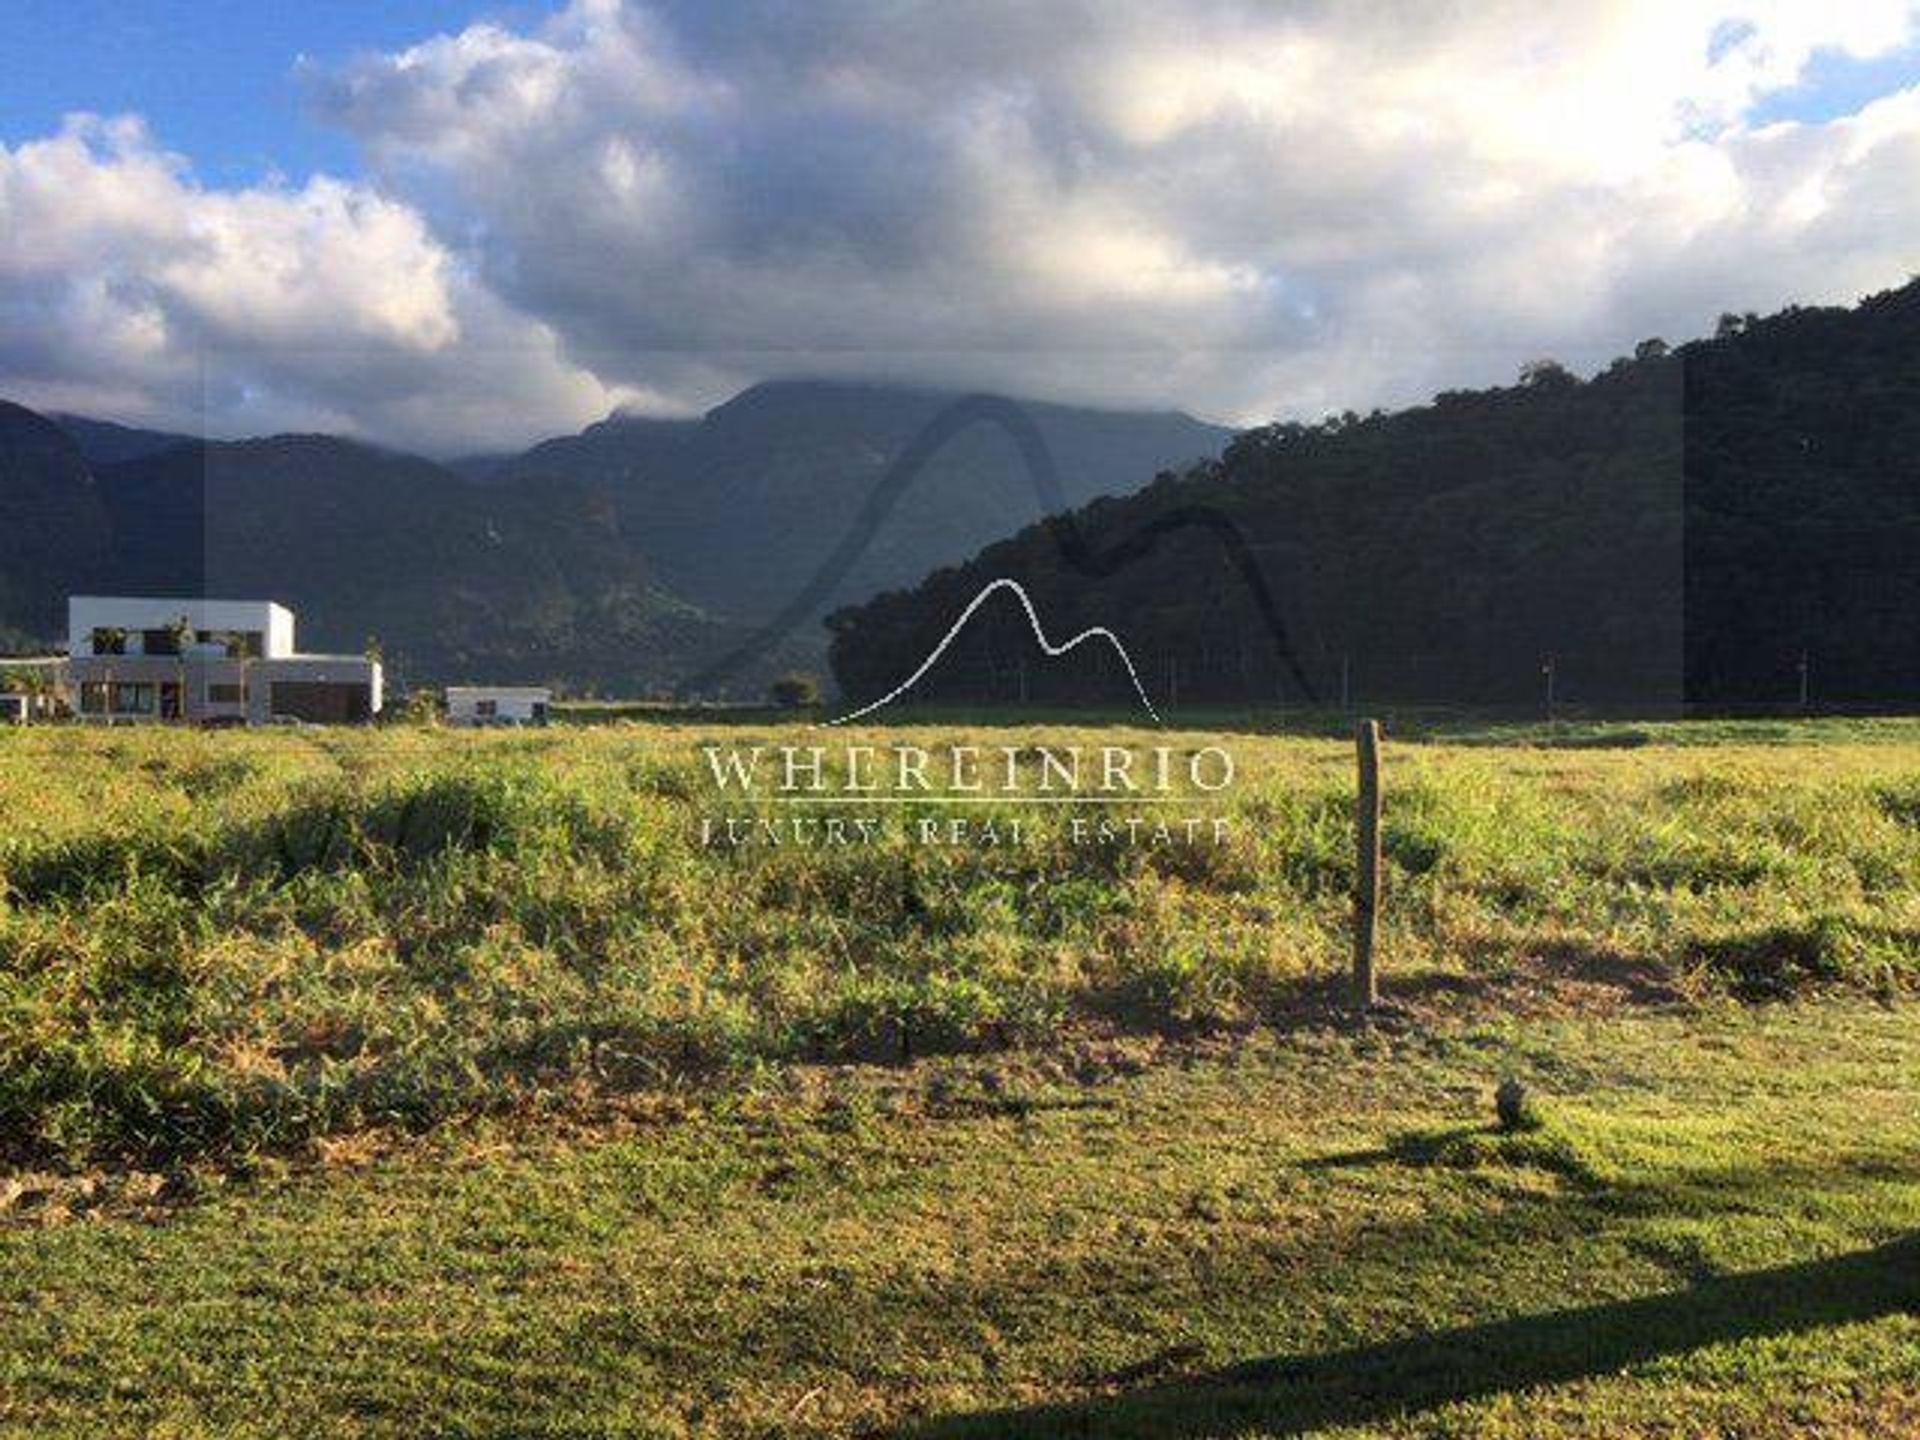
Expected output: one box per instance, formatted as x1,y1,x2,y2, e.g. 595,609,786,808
0,382,1225,694
489,379,1232,622
50,412,198,467
828,281,1920,712
86,433,779,696
1684,287,1920,701
0,402,107,642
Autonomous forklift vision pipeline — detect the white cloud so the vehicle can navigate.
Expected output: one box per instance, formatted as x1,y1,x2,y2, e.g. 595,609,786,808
307,0,1920,424
4,1,1920,448
0,114,626,451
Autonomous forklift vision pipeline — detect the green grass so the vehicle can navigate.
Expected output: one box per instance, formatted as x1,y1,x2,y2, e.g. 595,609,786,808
3,721,1919,1435
3,722,1919,1167
2,1003,1916,1437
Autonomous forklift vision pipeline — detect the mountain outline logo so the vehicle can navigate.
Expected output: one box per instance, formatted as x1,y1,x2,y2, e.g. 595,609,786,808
827,576,1163,726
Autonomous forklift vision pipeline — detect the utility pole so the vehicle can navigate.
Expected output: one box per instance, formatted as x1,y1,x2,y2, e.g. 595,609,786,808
1797,650,1810,711
1541,654,1557,722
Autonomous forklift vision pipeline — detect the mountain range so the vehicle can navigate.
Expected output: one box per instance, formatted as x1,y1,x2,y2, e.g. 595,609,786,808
13,276,1914,712
483,382,1229,620
0,382,1230,695
827,278,1920,711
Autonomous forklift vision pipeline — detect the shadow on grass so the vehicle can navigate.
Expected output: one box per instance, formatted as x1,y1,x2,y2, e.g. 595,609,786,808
889,1235,1920,1439
1296,1122,1603,1191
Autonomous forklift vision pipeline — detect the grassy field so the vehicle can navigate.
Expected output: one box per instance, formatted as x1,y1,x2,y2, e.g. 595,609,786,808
2,719,1917,1435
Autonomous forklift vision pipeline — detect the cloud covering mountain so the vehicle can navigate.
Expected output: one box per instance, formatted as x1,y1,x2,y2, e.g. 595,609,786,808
2,1,1918,451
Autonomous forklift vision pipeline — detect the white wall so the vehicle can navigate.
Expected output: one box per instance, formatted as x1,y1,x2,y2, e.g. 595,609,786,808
68,597,296,658
446,687,551,725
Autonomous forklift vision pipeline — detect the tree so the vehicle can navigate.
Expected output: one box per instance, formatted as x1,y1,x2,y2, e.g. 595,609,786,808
400,688,443,726
217,629,255,725
91,626,128,720
1634,338,1670,361
1,666,60,719
166,614,192,721
1519,358,1576,389
769,672,821,709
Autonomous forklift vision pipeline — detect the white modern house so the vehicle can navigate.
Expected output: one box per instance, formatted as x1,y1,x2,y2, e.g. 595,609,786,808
446,685,552,727
65,597,383,725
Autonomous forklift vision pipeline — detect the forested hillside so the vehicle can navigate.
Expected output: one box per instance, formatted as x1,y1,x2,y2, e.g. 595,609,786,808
86,435,761,695
490,379,1231,621
0,403,109,650
10,283,1915,707
0,382,1222,696
828,281,1920,712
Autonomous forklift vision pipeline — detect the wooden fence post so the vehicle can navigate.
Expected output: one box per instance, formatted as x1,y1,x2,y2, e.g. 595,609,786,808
1354,718,1381,1008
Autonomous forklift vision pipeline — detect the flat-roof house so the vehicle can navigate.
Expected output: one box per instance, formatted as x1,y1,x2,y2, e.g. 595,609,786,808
446,686,551,727
65,597,383,726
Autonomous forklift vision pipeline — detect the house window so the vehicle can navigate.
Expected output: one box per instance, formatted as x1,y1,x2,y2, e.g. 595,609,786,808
207,683,247,705
475,699,499,718
141,628,183,656
111,683,155,715
197,630,263,658
80,682,110,714
90,628,127,655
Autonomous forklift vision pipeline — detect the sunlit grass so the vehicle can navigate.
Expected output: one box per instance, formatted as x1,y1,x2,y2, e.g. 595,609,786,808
2,721,1918,1167
1,1004,1916,1437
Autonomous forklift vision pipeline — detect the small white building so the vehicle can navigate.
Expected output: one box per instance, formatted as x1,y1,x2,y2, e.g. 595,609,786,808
446,686,552,727
65,597,382,725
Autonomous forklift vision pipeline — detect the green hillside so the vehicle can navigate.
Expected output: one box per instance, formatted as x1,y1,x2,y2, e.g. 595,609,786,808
828,281,1920,712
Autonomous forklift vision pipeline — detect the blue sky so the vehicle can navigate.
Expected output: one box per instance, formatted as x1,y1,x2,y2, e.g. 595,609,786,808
0,0,562,183
1748,38,1920,123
